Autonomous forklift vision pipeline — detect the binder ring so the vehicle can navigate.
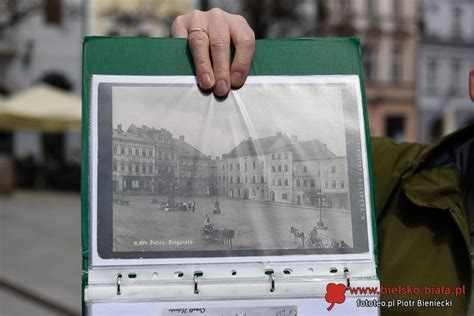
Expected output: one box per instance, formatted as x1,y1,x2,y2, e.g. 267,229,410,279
194,274,199,294
344,268,350,289
269,273,275,292
116,273,122,295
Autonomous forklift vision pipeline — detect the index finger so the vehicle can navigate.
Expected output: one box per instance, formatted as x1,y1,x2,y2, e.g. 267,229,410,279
229,16,255,88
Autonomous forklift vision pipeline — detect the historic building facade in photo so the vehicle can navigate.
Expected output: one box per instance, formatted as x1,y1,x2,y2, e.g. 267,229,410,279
275,139,349,209
219,133,292,202
286,140,336,207
218,133,350,210
175,135,212,196
113,124,175,193
318,157,349,210
112,124,210,196
267,147,294,204
113,127,350,210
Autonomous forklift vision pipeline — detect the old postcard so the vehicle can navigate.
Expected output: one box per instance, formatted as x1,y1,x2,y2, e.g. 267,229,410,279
90,75,373,266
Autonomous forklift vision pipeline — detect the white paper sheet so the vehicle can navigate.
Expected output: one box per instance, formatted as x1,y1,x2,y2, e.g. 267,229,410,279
88,297,379,315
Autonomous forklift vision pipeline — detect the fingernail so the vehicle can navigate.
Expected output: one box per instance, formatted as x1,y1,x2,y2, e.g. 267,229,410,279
215,80,228,96
231,72,244,86
199,73,213,89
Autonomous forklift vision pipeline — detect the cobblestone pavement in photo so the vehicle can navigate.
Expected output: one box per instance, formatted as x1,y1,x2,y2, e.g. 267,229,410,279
113,195,353,252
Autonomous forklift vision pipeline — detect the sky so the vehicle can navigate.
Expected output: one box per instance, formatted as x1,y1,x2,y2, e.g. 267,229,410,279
112,82,355,157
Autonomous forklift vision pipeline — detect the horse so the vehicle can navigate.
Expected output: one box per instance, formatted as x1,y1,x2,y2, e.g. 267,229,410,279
296,231,305,248
222,228,235,249
290,226,305,247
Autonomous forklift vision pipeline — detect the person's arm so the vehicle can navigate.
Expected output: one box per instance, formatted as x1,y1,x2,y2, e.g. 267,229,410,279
171,8,255,97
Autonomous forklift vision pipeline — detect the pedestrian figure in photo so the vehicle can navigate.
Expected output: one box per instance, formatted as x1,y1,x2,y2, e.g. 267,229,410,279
203,214,210,226
192,200,196,213
213,200,221,214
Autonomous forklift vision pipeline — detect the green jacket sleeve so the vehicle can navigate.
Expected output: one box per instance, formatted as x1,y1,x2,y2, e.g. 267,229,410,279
370,131,472,315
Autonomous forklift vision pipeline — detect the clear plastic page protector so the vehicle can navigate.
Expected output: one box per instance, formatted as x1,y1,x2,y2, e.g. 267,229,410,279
86,75,378,314
89,75,374,266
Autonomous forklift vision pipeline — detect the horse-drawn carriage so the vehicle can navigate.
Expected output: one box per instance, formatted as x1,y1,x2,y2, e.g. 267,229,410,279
201,223,235,249
290,226,349,249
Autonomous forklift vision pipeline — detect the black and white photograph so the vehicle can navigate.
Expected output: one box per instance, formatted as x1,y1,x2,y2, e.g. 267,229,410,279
92,75,372,262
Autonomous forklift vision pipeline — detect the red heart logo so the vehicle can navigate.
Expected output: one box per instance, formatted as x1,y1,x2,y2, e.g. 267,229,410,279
325,283,347,311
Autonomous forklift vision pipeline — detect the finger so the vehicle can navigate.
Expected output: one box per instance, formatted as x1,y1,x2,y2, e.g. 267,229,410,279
208,9,231,97
187,12,214,90
170,15,188,38
229,16,255,88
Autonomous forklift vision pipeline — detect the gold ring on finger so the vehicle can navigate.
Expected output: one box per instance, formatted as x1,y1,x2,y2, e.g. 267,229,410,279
188,27,208,36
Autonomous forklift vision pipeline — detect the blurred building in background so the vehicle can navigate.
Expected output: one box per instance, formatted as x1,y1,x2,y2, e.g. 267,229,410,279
0,0,83,190
86,0,194,36
318,0,420,142
201,0,318,38
211,0,445,143
1,0,83,94
418,0,474,144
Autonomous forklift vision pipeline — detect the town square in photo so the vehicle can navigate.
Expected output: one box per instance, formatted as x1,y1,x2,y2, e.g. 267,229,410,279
95,76,370,258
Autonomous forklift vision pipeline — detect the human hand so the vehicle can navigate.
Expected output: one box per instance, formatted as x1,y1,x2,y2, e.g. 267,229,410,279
171,8,255,97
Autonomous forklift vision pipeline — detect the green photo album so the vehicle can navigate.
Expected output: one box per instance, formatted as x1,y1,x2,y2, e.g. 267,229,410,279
82,37,379,315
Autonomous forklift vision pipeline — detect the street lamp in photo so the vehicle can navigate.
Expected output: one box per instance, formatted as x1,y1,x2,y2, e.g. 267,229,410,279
151,177,159,204
215,175,220,203
167,181,177,207
316,166,328,230
316,191,328,230
210,163,221,214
